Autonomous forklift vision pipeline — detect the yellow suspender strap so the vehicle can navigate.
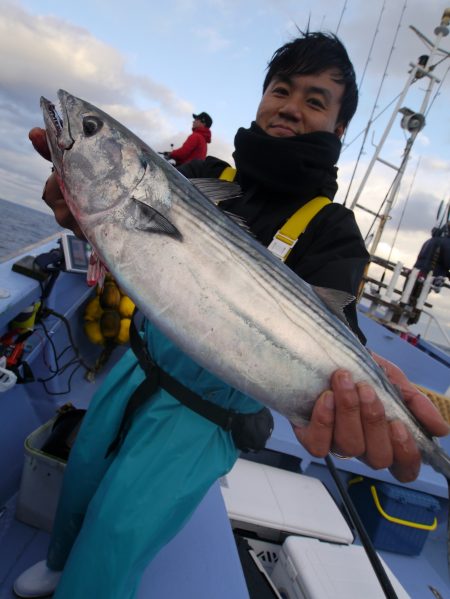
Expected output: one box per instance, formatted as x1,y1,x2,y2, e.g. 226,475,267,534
219,167,237,182
219,166,330,263
268,196,331,262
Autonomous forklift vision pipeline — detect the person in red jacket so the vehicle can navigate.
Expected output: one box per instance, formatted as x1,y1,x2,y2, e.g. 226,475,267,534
168,112,212,165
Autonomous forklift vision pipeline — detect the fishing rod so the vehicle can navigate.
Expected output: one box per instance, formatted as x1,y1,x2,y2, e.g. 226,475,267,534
158,143,174,161
324,455,399,599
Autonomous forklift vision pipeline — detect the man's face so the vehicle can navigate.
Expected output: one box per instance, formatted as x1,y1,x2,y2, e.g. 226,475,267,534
256,69,345,138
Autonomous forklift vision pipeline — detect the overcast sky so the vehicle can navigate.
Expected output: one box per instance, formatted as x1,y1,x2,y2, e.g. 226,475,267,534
1,0,449,342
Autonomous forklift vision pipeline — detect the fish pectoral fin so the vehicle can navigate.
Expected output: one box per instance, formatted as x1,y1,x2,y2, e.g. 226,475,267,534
190,178,242,206
130,198,182,240
312,286,355,326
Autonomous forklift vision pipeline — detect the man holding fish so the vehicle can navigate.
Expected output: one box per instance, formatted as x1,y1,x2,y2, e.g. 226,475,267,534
14,31,448,599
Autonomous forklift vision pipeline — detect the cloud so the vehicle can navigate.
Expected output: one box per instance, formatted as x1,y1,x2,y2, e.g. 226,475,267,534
195,27,231,52
0,2,228,207
390,190,441,234
1,6,125,111
0,3,193,115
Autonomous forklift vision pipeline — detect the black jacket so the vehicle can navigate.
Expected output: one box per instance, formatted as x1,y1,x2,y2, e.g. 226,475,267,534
179,157,369,342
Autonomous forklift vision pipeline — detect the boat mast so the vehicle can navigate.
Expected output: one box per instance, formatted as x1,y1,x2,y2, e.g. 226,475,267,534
350,9,450,257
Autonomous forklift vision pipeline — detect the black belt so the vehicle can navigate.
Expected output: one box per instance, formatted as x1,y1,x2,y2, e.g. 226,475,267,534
106,314,273,457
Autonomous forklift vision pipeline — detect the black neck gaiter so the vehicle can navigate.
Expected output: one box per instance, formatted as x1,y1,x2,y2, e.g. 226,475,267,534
232,122,341,201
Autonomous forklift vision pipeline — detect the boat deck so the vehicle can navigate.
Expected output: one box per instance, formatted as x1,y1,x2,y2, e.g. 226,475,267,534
1,242,449,598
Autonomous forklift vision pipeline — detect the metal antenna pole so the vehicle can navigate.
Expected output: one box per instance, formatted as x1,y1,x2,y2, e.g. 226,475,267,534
350,9,450,256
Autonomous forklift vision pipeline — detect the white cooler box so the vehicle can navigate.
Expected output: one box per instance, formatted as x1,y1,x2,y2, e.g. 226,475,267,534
16,417,66,532
271,536,410,599
220,458,354,544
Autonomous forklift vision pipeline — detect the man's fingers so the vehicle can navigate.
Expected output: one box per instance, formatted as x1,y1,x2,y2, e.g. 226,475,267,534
29,127,51,161
42,173,61,206
388,421,421,482
332,370,365,457
403,389,450,437
42,173,86,240
372,352,449,437
52,198,85,239
358,383,393,469
292,391,335,457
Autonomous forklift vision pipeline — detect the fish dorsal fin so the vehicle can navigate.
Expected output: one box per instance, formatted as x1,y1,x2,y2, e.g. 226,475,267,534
312,286,355,326
221,211,255,237
191,178,242,206
191,178,255,236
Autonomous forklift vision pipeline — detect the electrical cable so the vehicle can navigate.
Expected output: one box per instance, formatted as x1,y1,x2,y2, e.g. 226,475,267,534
32,306,95,394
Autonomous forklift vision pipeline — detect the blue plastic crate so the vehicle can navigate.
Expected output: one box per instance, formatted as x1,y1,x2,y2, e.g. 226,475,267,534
348,477,441,556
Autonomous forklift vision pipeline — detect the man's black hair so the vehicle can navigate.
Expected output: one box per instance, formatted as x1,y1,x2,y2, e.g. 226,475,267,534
263,31,358,129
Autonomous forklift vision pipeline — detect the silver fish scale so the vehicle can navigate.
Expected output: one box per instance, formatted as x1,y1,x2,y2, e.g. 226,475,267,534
154,169,430,423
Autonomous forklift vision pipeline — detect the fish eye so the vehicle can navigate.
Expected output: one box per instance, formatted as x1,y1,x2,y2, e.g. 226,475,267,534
83,116,103,137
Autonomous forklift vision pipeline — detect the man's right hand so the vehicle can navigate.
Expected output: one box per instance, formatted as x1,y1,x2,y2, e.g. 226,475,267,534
29,127,85,239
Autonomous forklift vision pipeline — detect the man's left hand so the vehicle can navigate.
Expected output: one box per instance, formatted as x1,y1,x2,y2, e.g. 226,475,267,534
292,354,449,483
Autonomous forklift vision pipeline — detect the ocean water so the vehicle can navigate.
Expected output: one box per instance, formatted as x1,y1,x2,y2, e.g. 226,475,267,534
0,197,63,262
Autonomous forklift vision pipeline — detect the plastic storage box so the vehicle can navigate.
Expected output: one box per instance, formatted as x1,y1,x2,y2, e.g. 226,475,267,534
348,477,441,556
220,458,354,544
270,536,410,599
16,417,66,532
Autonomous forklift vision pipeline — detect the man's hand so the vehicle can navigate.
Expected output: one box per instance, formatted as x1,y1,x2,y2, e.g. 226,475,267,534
292,357,449,483
29,127,51,161
29,127,84,239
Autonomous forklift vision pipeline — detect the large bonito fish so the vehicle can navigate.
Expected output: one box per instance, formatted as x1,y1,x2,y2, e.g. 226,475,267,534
41,90,450,488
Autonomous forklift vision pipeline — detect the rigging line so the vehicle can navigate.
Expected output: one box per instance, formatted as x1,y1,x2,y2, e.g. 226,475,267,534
357,0,385,93
344,49,449,152
386,157,421,268
341,0,386,148
424,64,450,118
364,177,397,242
364,135,415,245
334,0,347,36
342,61,432,153
343,0,408,206
438,198,450,230
342,92,402,151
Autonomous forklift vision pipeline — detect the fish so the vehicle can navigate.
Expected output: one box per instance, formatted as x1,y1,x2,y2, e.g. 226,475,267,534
40,90,450,483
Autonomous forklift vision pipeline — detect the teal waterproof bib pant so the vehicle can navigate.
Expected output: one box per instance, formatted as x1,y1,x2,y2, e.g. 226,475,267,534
46,320,262,599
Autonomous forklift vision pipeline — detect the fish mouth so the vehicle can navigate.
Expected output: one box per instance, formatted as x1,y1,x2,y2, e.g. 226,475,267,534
40,90,74,174
41,97,63,136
